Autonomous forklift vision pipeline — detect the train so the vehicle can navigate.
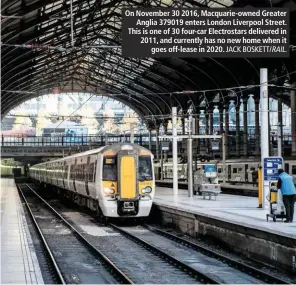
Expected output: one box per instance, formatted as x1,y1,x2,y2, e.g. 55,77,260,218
29,143,155,219
154,158,296,185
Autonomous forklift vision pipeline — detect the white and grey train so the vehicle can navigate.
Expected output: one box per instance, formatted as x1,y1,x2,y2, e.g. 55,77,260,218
30,143,155,218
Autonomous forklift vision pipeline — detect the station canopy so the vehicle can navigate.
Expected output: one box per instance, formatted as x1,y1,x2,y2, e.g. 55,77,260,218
1,0,296,127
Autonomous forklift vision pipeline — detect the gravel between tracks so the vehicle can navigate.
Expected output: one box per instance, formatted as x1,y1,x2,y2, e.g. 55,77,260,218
49,200,199,284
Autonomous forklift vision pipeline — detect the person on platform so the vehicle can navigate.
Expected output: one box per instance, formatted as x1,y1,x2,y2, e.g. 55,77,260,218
277,169,296,223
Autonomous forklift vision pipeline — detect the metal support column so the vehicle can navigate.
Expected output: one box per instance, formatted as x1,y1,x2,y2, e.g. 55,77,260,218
209,107,214,135
260,68,269,210
219,106,224,134
172,107,178,196
291,83,296,157
277,122,282,157
222,132,226,184
148,129,152,150
130,123,134,143
236,103,240,157
278,95,283,157
195,112,200,154
219,106,224,157
243,97,248,156
160,149,164,180
156,127,160,161
164,121,168,162
187,115,193,197
205,109,209,150
224,103,229,158
255,98,260,156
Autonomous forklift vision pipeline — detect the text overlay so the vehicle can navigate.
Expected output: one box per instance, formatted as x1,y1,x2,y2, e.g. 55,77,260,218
122,8,290,58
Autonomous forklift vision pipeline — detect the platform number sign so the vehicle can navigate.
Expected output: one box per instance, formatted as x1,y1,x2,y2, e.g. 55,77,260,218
263,157,284,182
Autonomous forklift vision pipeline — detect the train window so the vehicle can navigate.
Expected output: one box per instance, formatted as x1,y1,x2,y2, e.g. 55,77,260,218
103,156,117,181
233,168,237,173
139,156,153,180
94,160,97,182
88,163,94,182
83,164,86,181
292,166,296,175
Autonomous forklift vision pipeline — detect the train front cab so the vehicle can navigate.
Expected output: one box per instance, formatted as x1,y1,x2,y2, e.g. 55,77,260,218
100,146,154,218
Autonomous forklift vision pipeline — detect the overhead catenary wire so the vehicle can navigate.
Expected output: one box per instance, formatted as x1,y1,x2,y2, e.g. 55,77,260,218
2,81,296,96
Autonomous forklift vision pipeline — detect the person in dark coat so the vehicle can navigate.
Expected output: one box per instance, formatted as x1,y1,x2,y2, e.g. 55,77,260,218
277,169,296,223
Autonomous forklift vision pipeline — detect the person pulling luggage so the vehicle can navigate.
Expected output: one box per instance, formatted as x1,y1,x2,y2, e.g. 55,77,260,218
277,169,296,223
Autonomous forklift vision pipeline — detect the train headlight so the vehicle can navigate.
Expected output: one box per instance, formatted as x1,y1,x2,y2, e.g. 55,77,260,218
104,187,115,194
142,186,152,194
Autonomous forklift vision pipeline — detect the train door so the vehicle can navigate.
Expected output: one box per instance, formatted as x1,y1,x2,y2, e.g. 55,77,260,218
85,156,90,196
62,161,66,189
245,164,248,182
73,159,77,192
88,155,97,198
117,150,138,199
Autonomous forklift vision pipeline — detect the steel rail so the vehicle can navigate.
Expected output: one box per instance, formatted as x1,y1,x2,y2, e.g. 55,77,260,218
22,184,134,284
108,223,219,284
17,184,66,284
144,224,289,285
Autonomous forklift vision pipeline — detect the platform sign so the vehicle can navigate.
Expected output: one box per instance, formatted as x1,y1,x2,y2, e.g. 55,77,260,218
263,156,284,181
204,164,217,178
210,139,220,151
161,141,170,151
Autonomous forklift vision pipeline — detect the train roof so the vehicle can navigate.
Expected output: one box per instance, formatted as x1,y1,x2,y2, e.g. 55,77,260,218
30,143,152,167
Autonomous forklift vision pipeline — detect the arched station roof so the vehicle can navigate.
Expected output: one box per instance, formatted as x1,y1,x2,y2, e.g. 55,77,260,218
1,0,296,128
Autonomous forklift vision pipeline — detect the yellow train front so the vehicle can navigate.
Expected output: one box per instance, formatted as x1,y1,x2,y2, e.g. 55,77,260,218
98,144,155,218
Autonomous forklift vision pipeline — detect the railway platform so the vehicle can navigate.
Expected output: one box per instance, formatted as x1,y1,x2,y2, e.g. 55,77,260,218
1,178,44,284
152,187,296,273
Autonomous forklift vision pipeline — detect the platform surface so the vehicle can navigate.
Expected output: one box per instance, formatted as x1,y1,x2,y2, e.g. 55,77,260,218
154,187,296,239
1,178,44,284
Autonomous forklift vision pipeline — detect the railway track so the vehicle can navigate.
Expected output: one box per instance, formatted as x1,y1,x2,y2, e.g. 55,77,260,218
143,224,289,284
17,184,132,284
19,183,290,284
109,224,289,284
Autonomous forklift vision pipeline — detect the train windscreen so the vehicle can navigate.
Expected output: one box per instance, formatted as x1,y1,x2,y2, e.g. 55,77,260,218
103,156,117,181
139,156,153,181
